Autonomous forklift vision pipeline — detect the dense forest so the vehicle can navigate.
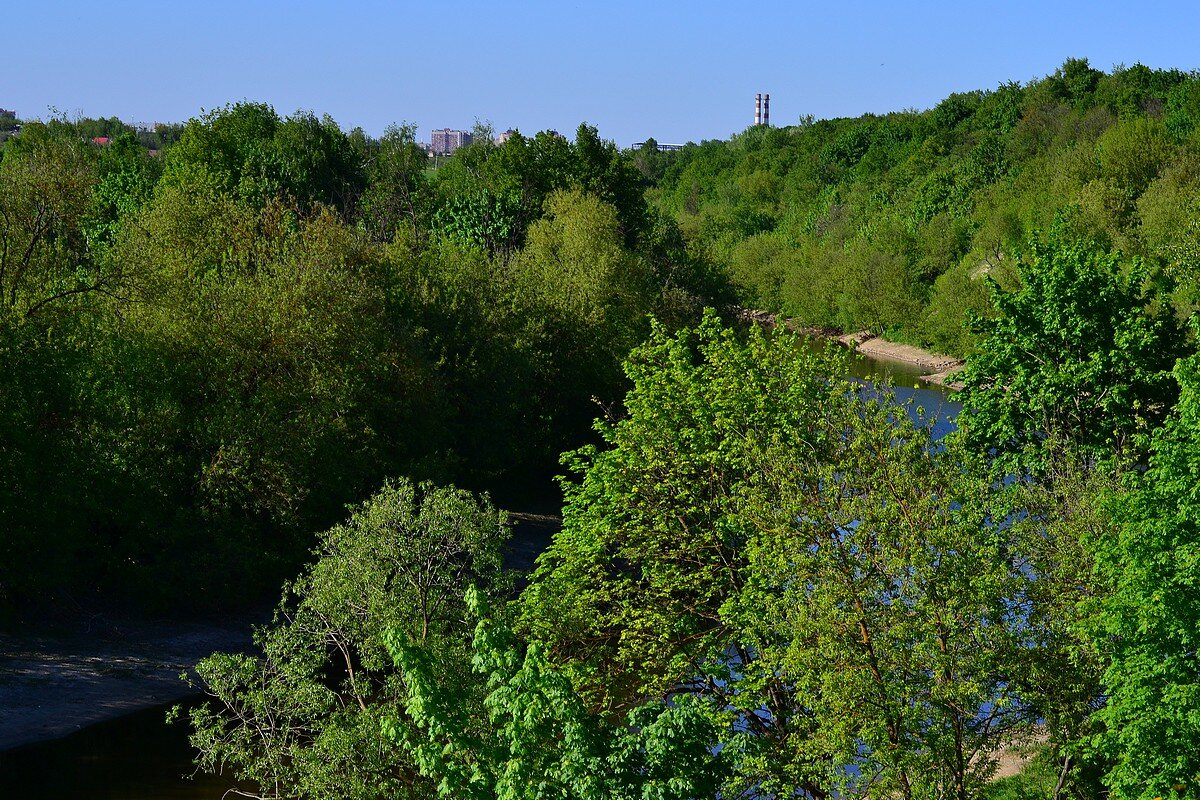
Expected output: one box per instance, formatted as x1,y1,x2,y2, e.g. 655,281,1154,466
7,57,1200,799
643,57,1200,355
0,107,731,612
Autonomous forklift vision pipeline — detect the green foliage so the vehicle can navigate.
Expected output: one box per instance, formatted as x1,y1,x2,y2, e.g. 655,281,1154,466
520,313,1029,799
512,188,653,358
1088,354,1200,799
84,131,158,255
1094,63,1187,120
1056,58,1104,110
727,231,791,308
358,123,432,244
106,196,442,592
386,586,727,800
434,186,522,254
159,102,364,216
185,478,510,800
956,232,1186,473
0,120,102,320
649,60,1195,355
1165,76,1200,140
430,123,649,259
1137,152,1200,301
0,100,728,610
980,748,1066,800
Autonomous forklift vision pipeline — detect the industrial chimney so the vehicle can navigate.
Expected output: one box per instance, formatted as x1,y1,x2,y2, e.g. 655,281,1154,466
763,93,770,126
754,93,762,126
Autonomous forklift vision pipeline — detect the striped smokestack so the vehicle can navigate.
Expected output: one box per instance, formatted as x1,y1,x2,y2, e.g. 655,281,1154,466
764,93,770,126
754,93,762,126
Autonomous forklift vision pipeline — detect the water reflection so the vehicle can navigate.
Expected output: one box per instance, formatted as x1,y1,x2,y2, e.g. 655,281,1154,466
812,337,962,439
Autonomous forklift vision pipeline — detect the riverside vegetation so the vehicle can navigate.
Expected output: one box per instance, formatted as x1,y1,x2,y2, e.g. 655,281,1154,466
5,58,1200,799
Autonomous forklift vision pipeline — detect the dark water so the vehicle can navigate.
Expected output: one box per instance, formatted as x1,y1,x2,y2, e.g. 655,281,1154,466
0,348,958,799
0,698,248,799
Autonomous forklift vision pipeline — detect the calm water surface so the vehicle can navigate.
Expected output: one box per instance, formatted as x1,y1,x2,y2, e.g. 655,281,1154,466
0,347,959,799
0,698,249,799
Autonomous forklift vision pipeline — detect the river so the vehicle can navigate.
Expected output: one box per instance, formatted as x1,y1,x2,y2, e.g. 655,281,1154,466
0,344,959,799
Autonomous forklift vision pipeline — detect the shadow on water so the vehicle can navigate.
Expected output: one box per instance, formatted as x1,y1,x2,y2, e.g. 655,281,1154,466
0,697,251,799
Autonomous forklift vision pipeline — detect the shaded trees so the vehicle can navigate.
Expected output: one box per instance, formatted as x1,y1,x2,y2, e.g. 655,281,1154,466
109,194,442,596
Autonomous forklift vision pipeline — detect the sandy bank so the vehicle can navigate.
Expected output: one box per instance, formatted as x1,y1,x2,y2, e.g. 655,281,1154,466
737,310,965,388
838,331,965,388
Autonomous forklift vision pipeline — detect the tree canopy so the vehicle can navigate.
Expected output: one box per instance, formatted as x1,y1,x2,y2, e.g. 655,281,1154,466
955,231,1186,473
184,478,510,800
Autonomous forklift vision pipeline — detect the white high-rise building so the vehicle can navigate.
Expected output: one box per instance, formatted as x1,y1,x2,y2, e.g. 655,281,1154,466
430,128,473,155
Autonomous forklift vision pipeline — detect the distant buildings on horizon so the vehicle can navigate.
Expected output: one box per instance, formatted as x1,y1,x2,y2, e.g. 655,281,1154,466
632,141,685,152
429,127,472,155
426,128,528,155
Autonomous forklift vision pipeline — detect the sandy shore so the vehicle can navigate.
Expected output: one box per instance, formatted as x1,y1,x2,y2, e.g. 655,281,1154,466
837,331,965,388
738,310,965,388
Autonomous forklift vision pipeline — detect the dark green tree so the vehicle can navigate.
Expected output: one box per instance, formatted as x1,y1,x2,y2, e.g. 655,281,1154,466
159,103,364,216
956,232,1186,473
184,478,511,800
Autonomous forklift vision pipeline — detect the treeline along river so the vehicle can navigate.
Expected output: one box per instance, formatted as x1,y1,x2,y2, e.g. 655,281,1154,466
0,347,959,799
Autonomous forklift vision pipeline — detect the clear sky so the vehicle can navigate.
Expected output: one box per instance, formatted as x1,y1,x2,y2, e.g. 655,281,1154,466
6,1,1200,147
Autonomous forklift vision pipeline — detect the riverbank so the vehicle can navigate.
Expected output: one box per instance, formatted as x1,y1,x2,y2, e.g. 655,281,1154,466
836,330,965,388
0,514,562,754
737,309,965,388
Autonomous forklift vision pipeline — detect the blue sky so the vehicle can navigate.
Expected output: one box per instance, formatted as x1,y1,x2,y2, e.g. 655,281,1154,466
6,1,1199,147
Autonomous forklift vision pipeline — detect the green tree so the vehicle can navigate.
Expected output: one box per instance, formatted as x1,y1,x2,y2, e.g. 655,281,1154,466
159,103,364,217
956,232,1186,473
1087,351,1200,799
1055,58,1103,110
1137,153,1200,301
111,190,442,596
387,587,727,800
84,131,159,256
520,313,1027,799
359,123,431,245
0,120,103,319
511,188,653,354
1165,76,1200,140
184,478,511,800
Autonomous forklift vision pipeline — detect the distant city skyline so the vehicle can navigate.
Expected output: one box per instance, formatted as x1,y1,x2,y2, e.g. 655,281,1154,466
6,0,1200,148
